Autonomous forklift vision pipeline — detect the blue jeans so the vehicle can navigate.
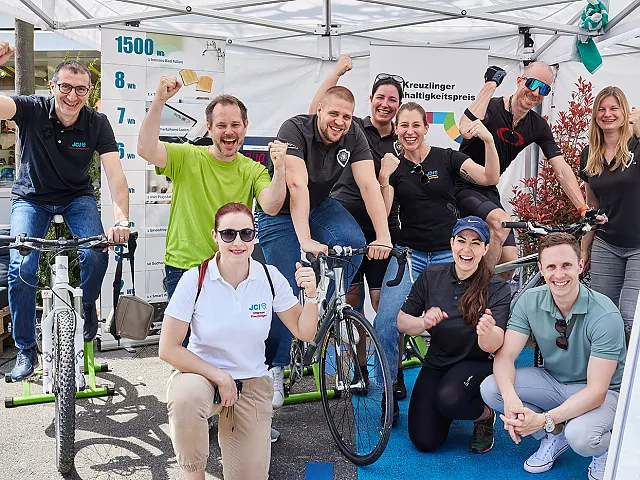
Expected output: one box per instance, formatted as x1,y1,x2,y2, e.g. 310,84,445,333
9,196,108,351
165,265,189,347
374,247,453,384
257,198,366,367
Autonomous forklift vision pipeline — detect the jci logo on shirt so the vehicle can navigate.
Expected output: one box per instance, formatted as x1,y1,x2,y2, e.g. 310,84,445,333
250,302,268,318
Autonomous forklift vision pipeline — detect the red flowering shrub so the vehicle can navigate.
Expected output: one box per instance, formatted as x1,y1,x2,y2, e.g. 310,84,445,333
509,77,594,255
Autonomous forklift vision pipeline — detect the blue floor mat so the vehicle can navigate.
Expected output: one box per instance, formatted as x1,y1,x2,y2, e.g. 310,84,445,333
359,349,590,480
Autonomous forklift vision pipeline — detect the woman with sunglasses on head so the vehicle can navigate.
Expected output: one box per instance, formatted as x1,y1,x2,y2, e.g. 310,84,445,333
457,61,589,276
309,56,408,396
398,217,510,454
579,86,640,345
374,101,500,424
159,202,319,480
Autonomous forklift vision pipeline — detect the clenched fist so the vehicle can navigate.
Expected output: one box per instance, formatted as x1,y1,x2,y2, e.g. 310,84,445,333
155,76,182,103
476,309,496,337
630,107,640,138
268,140,287,172
333,55,353,77
380,152,400,180
0,41,15,66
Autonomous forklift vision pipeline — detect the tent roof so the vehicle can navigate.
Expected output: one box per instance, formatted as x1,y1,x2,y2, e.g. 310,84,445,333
1,0,639,63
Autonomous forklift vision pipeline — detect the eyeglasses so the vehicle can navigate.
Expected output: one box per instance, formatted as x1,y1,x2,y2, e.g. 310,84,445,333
522,77,551,96
217,228,256,243
411,163,430,185
57,83,91,97
375,73,405,89
555,319,569,350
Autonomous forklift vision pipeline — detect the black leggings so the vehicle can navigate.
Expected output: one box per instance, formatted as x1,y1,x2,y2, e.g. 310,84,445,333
408,360,494,452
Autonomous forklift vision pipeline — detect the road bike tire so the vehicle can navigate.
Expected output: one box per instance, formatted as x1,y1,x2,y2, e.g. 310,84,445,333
319,308,393,466
54,309,76,474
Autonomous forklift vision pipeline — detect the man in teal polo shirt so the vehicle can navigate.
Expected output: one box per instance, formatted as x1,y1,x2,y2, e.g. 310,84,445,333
481,233,626,480
138,76,287,299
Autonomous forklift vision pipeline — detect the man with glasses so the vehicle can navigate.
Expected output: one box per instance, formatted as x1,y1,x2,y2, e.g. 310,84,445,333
309,57,408,398
0,43,131,380
457,61,588,274
480,233,626,480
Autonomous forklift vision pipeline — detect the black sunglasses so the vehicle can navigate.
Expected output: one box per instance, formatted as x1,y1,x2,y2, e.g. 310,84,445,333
217,228,256,243
555,319,568,350
375,73,405,89
57,83,90,97
411,163,430,185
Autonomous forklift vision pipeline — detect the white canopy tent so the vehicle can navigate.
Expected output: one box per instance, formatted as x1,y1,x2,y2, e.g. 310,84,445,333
0,0,639,64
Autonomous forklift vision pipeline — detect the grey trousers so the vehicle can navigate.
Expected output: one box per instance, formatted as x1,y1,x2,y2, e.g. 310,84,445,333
480,367,618,458
590,236,640,341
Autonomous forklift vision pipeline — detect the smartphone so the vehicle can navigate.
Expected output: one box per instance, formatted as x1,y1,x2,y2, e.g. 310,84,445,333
213,379,243,404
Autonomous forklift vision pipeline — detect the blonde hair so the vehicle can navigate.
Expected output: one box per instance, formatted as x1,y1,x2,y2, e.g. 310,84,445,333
584,86,633,177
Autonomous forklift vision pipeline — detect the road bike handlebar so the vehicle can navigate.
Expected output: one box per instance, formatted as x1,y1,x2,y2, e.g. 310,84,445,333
501,209,604,238
303,245,407,287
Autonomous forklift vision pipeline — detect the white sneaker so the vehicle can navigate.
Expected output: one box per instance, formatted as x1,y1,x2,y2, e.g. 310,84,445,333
270,427,281,443
271,366,285,408
524,430,570,473
588,450,608,480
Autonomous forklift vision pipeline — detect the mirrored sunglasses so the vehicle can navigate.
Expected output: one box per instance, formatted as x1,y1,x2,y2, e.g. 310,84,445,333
523,77,551,96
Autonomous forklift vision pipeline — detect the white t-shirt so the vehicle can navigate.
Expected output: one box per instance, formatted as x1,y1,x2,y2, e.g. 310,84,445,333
165,256,299,379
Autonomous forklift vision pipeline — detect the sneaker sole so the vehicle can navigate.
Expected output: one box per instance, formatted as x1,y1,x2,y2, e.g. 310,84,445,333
524,443,571,473
469,438,495,454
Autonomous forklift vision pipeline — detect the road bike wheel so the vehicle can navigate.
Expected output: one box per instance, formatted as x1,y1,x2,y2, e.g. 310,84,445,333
319,308,393,466
55,309,76,473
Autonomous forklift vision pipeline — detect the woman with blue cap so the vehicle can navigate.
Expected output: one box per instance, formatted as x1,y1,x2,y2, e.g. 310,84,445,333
398,216,511,454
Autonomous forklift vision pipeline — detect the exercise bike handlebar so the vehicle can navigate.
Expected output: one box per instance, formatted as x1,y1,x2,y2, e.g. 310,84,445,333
501,209,604,238
0,231,138,254
303,245,408,287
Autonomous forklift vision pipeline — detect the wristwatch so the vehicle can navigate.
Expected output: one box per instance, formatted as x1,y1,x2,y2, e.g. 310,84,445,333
543,412,556,433
113,220,131,228
304,293,320,304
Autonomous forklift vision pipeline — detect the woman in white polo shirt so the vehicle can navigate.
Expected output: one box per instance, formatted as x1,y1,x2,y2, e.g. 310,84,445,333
159,202,319,480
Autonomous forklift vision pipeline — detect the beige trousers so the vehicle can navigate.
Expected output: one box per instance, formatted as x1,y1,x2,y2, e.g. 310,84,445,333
166,372,273,479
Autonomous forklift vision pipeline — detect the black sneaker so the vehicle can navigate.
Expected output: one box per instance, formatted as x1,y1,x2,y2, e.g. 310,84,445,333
351,365,370,396
469,407,496,453
11,347,40,381
83,302,99,342
394,367,407,400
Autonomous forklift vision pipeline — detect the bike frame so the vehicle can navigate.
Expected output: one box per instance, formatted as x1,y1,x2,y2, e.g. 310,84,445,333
283,257,348,404
4,225,113,408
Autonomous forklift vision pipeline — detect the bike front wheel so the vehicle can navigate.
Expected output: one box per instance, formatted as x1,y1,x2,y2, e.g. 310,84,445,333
54,309,76,473
319,308,393,466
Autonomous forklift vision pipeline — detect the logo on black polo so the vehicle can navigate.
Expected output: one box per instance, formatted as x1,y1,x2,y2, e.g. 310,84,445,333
43,126,53,140
393,140,403,156
336,148,351,167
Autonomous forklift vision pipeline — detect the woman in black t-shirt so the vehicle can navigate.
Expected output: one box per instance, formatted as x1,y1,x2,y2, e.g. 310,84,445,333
398,217,510,453
580,86,640,345
373,101,501,424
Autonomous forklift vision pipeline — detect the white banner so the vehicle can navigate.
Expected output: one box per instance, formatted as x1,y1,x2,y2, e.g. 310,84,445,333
100,26,224,309
369,43,488,149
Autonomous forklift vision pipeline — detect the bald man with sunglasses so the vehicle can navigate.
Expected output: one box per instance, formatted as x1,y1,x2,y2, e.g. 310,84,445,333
457,62,588,275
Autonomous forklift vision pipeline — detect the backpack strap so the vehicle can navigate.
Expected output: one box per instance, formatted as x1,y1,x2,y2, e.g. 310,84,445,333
195,255,215,306
261,262,275,300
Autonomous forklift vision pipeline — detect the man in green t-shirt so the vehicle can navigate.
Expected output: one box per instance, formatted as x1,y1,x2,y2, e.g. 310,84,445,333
480,233,626,480
138,76,287,300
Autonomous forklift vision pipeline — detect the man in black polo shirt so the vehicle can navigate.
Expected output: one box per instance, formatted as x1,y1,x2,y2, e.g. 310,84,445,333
256,86,392,408
308,56,408,395
458,61,588,272
0,42,130,381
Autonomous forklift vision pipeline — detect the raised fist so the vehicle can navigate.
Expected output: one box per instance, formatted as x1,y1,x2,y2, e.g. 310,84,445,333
484,66,506,87
155,76,182,103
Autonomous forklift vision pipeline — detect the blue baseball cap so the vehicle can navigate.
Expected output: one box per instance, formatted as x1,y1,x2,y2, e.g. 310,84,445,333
451,216,490,244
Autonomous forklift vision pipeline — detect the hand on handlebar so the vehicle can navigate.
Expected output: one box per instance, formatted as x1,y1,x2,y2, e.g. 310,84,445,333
295,262,318,298
583,208,607,225
107,225,131,251
367,239,392,260
300,238,328,257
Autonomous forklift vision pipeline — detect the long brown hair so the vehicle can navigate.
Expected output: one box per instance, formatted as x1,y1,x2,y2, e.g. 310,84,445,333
458,256,492,327
584,86,633,177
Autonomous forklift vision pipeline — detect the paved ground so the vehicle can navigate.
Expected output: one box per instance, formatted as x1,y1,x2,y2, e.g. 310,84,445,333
0,342,356,480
